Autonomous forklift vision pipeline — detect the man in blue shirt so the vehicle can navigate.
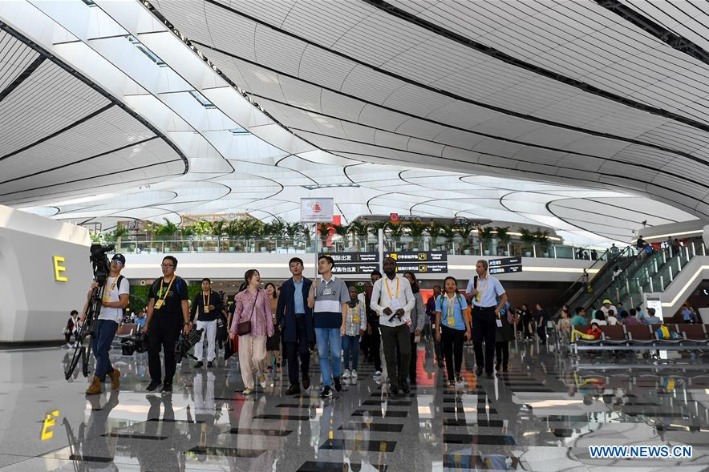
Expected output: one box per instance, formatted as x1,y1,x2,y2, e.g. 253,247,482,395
466,260,507,379
276,257,314,395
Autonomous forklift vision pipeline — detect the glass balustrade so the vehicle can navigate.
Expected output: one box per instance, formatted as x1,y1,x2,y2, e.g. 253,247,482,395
109,235,606,260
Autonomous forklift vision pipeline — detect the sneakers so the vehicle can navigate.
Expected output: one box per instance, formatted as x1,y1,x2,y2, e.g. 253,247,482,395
194,361,203,368
401,383,410,395
302,375,311,391
350,370,358,380
207,361,214,368
389,386,400,399
108,369,120,390
243,388,253,396
286,384,301,395
161,382,173,393
85,376,102,395
334,376,342,392
342,369,351,379
455,372,462,383
146,380,162,392
258,374,266,389
373,371,382,380
320,386,333,399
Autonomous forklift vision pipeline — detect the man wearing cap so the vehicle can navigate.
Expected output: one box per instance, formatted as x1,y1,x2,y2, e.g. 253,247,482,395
600,299,617,318
84,254,129,395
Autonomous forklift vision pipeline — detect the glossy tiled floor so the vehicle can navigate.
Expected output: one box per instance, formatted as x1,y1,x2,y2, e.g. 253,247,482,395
1,338,709,471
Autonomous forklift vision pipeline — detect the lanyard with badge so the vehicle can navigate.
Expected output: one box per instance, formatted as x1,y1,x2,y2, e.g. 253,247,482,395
445,294,457,327
154,277,174,310
385,278,401,311
350,304,360,324
103,277,119,303
203,292,211,314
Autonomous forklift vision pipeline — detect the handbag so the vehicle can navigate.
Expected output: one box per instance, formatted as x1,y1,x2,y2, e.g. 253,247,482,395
237,292,259,336
216,314,228,342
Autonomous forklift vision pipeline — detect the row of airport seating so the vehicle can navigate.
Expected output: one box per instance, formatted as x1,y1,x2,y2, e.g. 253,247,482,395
571,323,709,354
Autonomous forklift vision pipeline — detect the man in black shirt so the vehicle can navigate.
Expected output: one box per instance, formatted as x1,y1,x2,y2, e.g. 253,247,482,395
145,256,191,393
191,278,223,369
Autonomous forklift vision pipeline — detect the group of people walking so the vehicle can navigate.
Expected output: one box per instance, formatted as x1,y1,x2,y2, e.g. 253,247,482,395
78,253,515,399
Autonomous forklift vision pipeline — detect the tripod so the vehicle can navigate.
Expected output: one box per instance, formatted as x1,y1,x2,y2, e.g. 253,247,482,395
64,283,105,380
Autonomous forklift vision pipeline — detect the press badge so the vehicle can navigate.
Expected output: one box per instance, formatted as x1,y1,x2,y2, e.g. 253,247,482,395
353,315,360,323
447,316,455,327
155,300,164,309
496,319,503,328
203,306,210,313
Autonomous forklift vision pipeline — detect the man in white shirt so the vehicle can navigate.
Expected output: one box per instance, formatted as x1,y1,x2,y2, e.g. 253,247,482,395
466,260,507,379
84,254,129,395
370,257,415,398
600,299,617,318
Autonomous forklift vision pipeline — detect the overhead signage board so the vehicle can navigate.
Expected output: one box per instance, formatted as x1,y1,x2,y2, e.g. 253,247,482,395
319,252,379,275
385,251,448,273
300,198,334,223
488,256,523,275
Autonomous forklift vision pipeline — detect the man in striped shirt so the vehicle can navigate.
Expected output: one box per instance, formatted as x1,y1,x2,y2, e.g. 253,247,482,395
308,255,349,399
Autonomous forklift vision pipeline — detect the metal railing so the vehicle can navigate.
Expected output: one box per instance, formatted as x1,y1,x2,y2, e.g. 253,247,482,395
111,236,607,260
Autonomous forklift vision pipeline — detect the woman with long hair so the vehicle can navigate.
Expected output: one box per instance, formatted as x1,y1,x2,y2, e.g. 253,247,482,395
402,271,426,385
264,283,281,374
229,270,274,395
435,276,471,389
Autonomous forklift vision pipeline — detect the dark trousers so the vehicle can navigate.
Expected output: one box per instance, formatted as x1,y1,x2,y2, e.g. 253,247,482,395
537,322,547,343
380,324,410,390
147,318,181,384
92,319,118,380
472,306,497,374
441,325,465,382
409,332,418,383
495,341,509,368
286,317,310,386
369,323,382,371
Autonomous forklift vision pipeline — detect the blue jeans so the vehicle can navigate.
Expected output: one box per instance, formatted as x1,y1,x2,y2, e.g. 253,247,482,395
315,327,342,387
342,335,360,370
92,319,118,380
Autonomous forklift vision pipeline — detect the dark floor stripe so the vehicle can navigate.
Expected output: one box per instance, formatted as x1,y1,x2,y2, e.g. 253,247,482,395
443,407,498,414
68,454,113,463
444,419,505,427
226,428,292,436
254,414,312,421
362,400,412,407
352,409,408,418
339,423,403,432
147,418,204,423
319,438,397,452
298,460,388,471
102,433,166,440
186,446,266,458
443,433,516,445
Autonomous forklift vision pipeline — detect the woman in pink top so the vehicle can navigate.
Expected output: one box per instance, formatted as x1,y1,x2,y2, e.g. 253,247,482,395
230,269,274,395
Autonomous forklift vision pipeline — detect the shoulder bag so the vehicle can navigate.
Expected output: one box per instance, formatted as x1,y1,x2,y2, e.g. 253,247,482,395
237,291,259,336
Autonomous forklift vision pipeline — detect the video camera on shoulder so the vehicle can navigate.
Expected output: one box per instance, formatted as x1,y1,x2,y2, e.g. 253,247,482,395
89,243,114,284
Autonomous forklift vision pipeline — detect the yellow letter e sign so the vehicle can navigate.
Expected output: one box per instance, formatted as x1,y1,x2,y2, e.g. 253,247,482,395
53,256,68,282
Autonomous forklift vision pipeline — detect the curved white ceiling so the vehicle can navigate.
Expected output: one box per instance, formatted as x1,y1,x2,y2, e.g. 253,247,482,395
1,0,706,245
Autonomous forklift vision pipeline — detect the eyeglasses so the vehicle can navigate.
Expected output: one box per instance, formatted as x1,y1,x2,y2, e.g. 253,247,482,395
161,264,174,268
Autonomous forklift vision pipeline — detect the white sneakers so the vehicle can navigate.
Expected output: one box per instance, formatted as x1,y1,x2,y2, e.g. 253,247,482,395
342,369,351,379
351,370,358,380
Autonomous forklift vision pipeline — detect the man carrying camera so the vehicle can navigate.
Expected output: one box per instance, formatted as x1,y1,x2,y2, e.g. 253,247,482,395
145,256,191,393
370,257,415,398
191,278,223,368
85,254,129,395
